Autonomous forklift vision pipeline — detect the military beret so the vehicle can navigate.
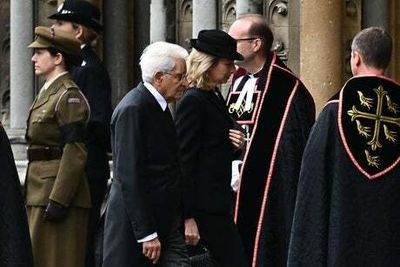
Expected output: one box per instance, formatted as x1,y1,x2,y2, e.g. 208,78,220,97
28,26,81,56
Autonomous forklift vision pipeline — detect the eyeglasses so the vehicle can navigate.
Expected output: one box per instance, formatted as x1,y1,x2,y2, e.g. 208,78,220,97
164,72,187,81
235,37,260,42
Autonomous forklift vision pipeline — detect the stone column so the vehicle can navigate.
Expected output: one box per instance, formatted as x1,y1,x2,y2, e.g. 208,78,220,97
236,0,262,17
192,0,217,37
150,0,167,42
363,0,389,29
9,0,34,174
10,0,34,130
104,0,129,105
300,1,343,114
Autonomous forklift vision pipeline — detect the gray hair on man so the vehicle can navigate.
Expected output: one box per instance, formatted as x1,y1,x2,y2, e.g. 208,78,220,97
140,41,189,83
351,27,392,70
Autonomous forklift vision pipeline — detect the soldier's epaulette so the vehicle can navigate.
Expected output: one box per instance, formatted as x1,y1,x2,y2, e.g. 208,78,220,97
62,79,79,91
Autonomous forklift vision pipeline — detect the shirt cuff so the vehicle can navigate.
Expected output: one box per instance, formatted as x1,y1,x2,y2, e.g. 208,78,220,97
137,232,158,243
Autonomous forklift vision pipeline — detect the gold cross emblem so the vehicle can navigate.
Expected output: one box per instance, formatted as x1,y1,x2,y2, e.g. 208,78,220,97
228,102,254,118
347,85,400,168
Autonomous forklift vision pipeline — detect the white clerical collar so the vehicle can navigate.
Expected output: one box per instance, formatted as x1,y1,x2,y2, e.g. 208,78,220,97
143,82,168,111
43,71,68,90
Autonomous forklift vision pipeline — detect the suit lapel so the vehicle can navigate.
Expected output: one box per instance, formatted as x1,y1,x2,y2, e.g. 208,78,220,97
32,74,68,110
138,83,165,113
203,89,232,123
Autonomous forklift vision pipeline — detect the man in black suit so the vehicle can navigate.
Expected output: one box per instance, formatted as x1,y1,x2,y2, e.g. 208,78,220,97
103,41,190,266
49,1,112,266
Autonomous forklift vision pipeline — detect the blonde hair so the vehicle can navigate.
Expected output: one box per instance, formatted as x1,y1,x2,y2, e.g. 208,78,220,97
186,49,218,90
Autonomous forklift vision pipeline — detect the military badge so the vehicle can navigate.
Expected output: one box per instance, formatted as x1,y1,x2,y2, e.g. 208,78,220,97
67,97,81,104
339,76,400,179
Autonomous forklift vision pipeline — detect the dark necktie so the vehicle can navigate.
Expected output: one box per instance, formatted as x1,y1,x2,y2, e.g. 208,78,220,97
165,105,173,122
235,74,250,92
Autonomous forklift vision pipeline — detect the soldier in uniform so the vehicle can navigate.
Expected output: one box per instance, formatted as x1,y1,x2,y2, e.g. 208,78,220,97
48,2,112,265
26,26,90,267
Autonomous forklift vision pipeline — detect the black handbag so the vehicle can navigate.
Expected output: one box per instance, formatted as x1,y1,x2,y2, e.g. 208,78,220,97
187,244,217,267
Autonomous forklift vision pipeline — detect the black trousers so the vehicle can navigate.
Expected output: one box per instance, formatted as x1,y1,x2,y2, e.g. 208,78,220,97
196,211,248,267
133,227,190,267
86,180,108,267
102,182,189,267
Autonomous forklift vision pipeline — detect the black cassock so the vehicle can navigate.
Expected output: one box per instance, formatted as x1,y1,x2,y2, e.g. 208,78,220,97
227,53,315,266
0,124,33,266
288,75,400,266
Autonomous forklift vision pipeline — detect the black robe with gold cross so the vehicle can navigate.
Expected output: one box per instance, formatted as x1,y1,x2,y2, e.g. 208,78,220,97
227,53,315,266
288,75,400,266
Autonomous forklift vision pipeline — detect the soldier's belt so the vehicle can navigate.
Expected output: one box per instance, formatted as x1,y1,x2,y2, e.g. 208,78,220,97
27,146,62,162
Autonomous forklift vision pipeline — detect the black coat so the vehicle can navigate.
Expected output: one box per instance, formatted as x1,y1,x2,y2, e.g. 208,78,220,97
0,124,33,267
227,54,315,266
288,76,400,266
175,88,238,218
103,83,182,266
72,45,112,183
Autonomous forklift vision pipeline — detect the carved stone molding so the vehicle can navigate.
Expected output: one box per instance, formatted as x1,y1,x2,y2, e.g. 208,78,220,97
268,0,288,21
343,0,361,81
266,0,289,62
176,0,193,48
221,0,236,31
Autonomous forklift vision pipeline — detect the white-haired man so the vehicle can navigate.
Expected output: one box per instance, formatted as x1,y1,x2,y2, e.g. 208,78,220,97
103,41,189,266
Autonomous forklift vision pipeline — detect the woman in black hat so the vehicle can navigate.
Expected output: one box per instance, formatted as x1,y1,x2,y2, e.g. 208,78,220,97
26,26,90,267
175,29,248,267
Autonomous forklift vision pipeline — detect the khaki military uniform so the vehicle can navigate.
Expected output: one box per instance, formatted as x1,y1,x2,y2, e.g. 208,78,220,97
25,73,91,267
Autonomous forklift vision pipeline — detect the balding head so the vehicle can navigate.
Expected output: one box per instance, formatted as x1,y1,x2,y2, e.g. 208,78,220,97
228,14,274,72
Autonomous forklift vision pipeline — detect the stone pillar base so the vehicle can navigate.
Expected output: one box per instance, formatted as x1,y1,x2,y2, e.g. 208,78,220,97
7,128,27,184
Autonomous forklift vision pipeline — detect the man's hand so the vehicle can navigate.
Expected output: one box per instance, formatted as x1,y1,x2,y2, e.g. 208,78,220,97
229,128,245,150
184,218,200,246
44,200,68,222
142,237,161,264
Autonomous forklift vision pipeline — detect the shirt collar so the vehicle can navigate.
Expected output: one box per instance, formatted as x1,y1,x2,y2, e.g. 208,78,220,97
143,82,168,111
43,71,68,90
248,66,264,78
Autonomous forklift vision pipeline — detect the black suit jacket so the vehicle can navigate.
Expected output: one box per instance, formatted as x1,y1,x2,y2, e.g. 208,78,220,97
175,87,238,218
72,45,112,182
107,83,182,240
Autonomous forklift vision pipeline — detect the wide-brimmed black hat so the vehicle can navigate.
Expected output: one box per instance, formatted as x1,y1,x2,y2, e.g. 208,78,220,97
191,29,243,61
48,0,103,33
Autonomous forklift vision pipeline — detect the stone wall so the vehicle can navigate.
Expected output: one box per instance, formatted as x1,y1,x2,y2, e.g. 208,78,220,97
0,0,10,126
